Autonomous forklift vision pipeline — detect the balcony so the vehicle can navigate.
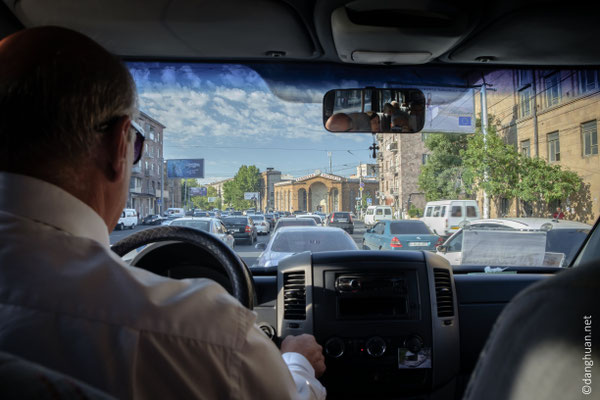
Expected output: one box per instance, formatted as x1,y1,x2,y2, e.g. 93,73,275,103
386,142,398,152
130,185,142,194
155,189,170,199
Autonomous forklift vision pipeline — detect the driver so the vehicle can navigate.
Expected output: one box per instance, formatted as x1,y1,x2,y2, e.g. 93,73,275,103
0,27,326,399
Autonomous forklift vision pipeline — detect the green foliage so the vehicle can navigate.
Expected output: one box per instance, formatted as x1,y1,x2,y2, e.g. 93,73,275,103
191,186,221,210
223,165,262,210
418,117,583,214
407,205,422,218
417,134,471,201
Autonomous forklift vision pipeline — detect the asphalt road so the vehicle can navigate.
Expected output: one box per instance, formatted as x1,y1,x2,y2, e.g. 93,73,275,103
110,221,368,267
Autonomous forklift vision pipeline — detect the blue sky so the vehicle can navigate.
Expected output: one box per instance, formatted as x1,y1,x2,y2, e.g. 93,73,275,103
128,62,376,183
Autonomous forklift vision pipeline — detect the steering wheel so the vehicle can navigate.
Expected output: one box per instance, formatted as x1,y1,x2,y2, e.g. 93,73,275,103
111,226,255,309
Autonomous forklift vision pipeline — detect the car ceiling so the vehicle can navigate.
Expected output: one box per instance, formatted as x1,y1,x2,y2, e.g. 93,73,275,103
1,0,599,66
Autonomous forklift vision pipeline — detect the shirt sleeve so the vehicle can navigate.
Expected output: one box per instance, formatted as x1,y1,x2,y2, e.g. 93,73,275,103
236,324,327,400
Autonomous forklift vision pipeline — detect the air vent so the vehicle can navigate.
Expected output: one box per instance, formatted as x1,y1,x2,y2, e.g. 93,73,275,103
433,268,454,317
283,271,306,320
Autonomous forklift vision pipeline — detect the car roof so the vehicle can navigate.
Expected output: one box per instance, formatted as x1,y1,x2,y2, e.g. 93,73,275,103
276,226,346,233
170,217,217,222
468,218,592,230
2,1,599,67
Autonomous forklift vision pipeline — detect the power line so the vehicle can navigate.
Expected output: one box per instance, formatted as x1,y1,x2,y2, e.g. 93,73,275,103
164,144,369,152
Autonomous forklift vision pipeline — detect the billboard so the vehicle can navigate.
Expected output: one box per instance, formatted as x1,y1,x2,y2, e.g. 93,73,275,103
167,159,204,178
244,192,259,200
190,187,207,197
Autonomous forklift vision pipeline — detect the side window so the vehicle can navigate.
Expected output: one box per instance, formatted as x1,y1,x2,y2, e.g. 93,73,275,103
425,207,433,217
433,206,440,217
447,231,463,252
121,212,125,218
451,206,462,217
466,206,477,217
374,223,385,234
384,208,392,215
441,206,446,217
376,208,383,215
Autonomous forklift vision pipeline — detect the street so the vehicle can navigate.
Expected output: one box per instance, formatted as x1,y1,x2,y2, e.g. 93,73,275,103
110,221,368,267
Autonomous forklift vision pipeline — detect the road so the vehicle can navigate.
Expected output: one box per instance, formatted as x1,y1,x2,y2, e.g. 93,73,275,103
110,221,368,267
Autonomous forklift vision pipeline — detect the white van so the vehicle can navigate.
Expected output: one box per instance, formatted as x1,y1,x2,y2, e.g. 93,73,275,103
421,200,480,236
116,208,137,230
164,208,185,218
364,205,393,227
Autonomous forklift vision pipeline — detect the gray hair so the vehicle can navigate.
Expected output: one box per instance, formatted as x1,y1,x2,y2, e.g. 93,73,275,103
0,28,137,173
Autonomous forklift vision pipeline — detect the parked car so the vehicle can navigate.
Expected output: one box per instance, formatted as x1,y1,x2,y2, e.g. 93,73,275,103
142,214,163,225
421,200,480,237
222,216,258,245
326,211,354,234
168,217,235,249
251,215,271,235
436,218,592,267
364,205,393,227
254,226,358,267
298,214,324,226
115,209,137,230
164,207,185,218
273,217,317,232
363,220,441,251
193,210,210,217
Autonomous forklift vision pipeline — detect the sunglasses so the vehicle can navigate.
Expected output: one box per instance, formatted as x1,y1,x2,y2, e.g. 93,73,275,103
96,116,145,165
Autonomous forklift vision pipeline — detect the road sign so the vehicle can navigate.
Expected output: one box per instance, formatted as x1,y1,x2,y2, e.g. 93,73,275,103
208,197,217,202
366,198,372,205
355,197,362,200
360,181,365,188
359,187,364,192
157,199,161,205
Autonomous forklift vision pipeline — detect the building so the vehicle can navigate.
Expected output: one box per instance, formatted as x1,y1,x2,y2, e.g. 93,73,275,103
260,168,283,212
349,163,378,179
470,69,600,223
376,133,428,217
207,178,234,206
128,111,171,217
273,171,378,214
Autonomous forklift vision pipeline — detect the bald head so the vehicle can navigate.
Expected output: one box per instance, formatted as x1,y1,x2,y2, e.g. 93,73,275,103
0,26,136,174
325,113,353,132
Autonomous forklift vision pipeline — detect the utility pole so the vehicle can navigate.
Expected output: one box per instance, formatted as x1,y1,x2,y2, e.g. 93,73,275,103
481,82,490,219
328,152,332,173
160,159,165,216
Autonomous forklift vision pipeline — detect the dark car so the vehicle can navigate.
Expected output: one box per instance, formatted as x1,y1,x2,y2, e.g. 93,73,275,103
273,217,317,232
142,214,162,225
264,213,275,229
326,211,354,234
222,216,257,245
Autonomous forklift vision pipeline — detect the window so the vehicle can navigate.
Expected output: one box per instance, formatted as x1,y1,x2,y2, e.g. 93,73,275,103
466,206,477,217
373,223,385,235
441,206,446,217
544,72,561,107
446,231,463,253
384,208,392,215
433,206,440,217
144,143,148,155
582,120,598,156
521,139,531,157
518,86,533,118
517,70,533,87
425,207,433,217
451,206,462,217
149,126,155,141
548,131,560,162
376,208,383,215
580,70,598,94
145,160,148,171
422,154,430,164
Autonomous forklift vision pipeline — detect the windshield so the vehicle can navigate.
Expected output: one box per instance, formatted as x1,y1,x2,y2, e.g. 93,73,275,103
170,220,211,232
390,221,431,235
270,230,358,253
108,62,598,270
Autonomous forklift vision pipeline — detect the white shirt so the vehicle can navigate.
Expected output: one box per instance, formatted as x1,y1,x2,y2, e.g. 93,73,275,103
0,172,326,400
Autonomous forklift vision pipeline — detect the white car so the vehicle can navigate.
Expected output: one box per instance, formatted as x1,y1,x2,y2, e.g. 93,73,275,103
168,217,235,249
116,209,137,230
364,205,393,227
297,214,324,226
250,215,270,235
436,218,591,267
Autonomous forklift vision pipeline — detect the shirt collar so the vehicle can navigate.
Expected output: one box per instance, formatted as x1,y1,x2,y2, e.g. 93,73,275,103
0,172,111,247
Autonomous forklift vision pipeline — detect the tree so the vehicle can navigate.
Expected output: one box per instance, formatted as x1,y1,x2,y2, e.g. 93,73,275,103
191,186,221,210
223,165,262,210
418,133,471,201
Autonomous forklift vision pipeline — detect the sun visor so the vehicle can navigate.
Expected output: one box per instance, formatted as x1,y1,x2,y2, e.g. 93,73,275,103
330,1,476,65
449,8,600,65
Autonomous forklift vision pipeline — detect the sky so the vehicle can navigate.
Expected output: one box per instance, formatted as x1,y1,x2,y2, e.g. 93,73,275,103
127,62,377,184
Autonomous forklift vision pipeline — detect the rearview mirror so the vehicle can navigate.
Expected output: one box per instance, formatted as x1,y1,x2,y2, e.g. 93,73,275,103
255,242,266,250
436,245,448,253
323,88,425,133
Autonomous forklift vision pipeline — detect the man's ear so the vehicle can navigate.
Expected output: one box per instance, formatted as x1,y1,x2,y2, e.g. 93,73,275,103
104,116,131,182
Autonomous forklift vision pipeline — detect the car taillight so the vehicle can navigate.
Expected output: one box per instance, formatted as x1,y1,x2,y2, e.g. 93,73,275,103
445,219,448,228
245,225,252,232
349,214,353,223
331,216,335,223
390,237,403,248
436,236,444,245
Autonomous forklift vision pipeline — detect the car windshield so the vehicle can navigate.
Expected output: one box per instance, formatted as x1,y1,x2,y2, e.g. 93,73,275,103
276,219,317,229
108,62,599,270
170,220,211,232
270,230,357,253
390,221,431,235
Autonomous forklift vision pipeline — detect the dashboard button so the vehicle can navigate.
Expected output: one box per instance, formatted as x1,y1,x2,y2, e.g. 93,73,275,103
366,336,386,357
325,337,345,358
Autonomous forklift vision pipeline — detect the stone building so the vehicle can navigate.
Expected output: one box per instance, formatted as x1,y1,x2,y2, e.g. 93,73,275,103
260,168,283,212
470,69,600,223
207,178,234,206
273,171,378,214
376,133,428,217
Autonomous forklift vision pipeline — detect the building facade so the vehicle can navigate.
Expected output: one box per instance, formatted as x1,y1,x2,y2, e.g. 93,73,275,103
470,69,600,223
376,133,428,217
349,163,378,179
273,171,378,214
260,168,283,212
207,178,234,206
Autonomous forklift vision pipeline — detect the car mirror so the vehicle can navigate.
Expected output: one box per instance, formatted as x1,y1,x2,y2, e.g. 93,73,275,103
436,245,448,253
255,242,266,250
366,228,373,233
323,88,425,133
